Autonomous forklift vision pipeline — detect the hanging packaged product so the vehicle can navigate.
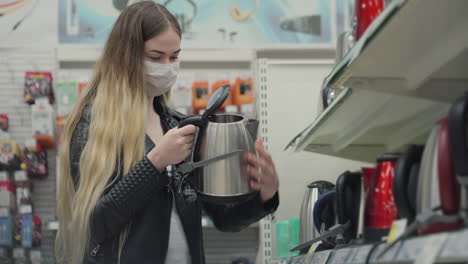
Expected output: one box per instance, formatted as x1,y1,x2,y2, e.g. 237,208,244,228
0,141,22,171
14,170,32,209
23,72,55,105
31,98,56,149
77,82,88,97
232,73,255,106
55,82,77,144
56,82,78,116
15,214,41,248
0,214,14,248
23,140,47,179
171,77,192,115
0,172,16,213
0,115,8,132
192,78,209,115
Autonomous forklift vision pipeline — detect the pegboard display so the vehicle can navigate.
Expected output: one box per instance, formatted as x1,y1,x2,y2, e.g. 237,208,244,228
0,48,58,263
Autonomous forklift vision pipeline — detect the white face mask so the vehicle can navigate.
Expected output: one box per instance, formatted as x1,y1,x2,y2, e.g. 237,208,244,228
144,60,180,98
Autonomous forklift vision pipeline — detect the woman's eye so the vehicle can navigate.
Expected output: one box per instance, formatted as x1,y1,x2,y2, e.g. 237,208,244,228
170,57,179,61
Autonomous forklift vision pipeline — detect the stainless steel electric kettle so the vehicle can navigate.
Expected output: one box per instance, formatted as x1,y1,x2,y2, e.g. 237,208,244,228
178,85,258,203
298,181,334,253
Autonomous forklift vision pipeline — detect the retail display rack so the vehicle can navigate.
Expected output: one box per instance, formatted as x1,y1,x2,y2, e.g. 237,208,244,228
267,228,468,264
292,0,468,162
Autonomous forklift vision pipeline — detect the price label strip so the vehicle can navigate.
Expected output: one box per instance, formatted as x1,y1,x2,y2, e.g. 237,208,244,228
350,245,372,264
439,229,468,262
331,248,355,264
395,237,425,262
414,233,448,264
310,250,332,264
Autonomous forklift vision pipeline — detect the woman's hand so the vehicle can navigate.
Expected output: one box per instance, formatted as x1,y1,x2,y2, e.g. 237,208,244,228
147,125,197,171
244,137,280,202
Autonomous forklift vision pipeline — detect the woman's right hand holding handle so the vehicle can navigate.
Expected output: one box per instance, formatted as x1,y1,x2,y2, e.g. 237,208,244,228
147,125,197,172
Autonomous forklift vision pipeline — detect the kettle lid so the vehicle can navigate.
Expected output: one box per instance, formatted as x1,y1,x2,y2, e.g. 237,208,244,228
376,153,400,162
307,180,334,189
203,84,230,118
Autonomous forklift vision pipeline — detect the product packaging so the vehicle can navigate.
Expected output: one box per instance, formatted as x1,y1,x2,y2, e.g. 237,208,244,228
77,82,88,97
0,214,14,250
0,141,22,171
0,171,16,213
191,78,209,115
15,214,41,248
0,115,8,132
23,140,47,179
31,98,55,149
171,77,192,115
23,72,55,105
232,73,254,106
14,170,32,209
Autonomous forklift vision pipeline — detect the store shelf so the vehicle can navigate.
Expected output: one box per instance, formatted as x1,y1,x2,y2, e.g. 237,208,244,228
293,88,450,162
57,45,255,63
325,0,468,103
268,228,468,264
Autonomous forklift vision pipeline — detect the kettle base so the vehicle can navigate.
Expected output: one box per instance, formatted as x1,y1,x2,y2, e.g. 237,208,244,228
197,191,258,204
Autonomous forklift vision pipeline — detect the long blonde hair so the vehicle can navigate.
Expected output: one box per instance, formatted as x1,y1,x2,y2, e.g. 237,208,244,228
55,2,181,263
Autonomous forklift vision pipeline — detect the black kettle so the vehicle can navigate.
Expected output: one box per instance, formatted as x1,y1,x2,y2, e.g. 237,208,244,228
335,171,364,244
394,145,424,224
448,94,468,214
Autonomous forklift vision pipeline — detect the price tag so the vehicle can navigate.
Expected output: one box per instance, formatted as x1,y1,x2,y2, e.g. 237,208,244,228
19,205,32,215
439,229,468,261
367,244,387,263
414,233,448,264
380,241,403,263
25,139,37,148
310,250,331,264
331,248,354,264
30,250,42,263
307,241,321,254
0,131,10,141
14,171,27,181
201,218,208,227
350,245,372,263
0,208,10,217
0,172,8,181
13,248,26,259
395,237,425,262
387,218,407,243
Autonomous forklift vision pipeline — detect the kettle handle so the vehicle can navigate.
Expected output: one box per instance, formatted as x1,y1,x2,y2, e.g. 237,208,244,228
335,171,361,225
438,118,461,215
448,94,468,186
394,145,424,222
179,115,205,128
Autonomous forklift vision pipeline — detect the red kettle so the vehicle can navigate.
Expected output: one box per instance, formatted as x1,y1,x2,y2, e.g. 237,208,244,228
364,153,399,242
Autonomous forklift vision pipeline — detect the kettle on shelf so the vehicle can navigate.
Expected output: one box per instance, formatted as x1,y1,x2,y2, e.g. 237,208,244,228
364,153,399,242
298,181,334,253
335,170,365,244
448,93,468,221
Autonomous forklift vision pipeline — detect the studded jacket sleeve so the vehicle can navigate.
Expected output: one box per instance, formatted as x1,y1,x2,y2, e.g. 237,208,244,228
202,192,279,232
69,106,170,244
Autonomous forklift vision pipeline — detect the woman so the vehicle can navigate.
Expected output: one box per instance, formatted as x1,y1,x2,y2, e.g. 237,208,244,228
56,2,279,264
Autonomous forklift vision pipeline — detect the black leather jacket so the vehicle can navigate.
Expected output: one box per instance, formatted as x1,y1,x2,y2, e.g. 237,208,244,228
69,98,279,264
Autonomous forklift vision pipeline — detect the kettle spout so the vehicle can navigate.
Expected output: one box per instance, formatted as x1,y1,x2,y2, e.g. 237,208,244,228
245,119,259,141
